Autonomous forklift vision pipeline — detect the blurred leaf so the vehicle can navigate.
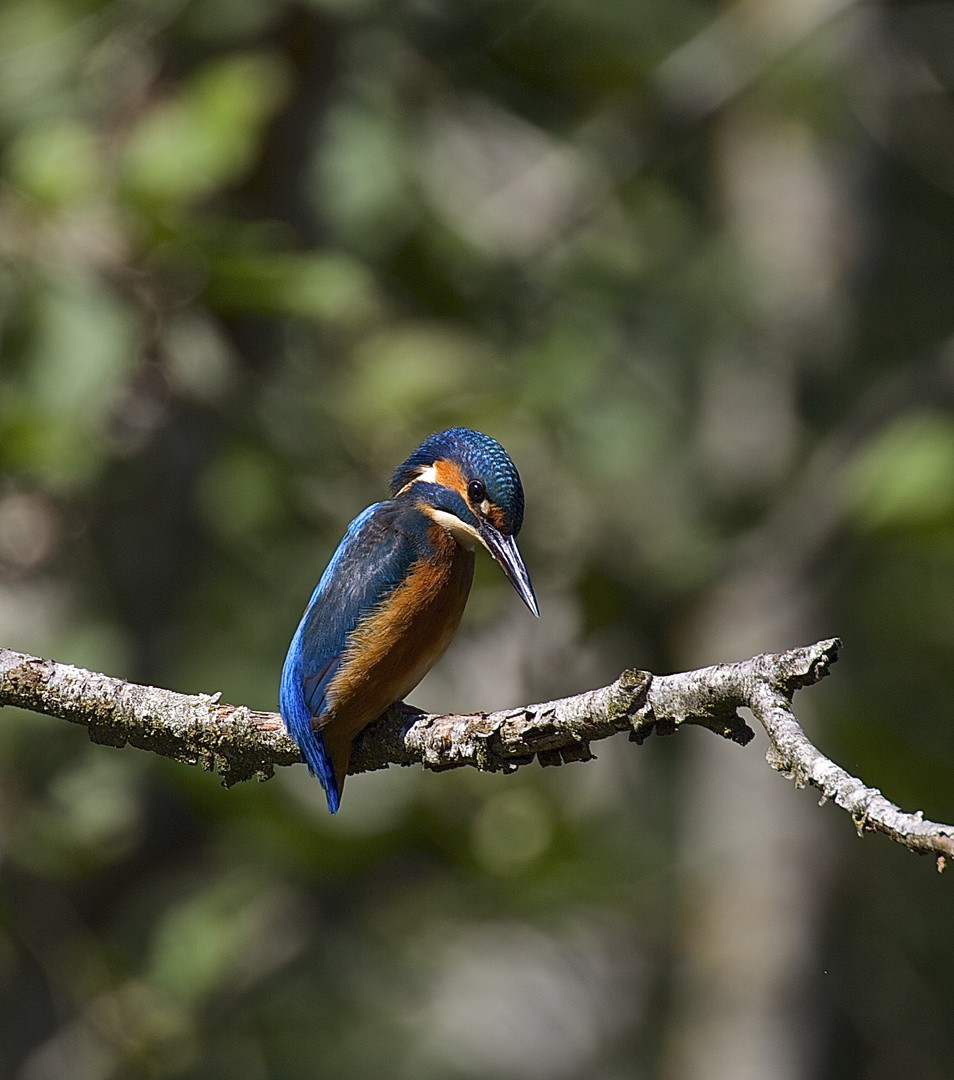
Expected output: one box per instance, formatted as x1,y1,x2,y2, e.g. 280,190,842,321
342,322,497,446
8,753,142,877
14,272,136,484
316,98,418,253
303,0,380,13
206,251,379,323
147,877,297,1007
848,413,954,529
122,52,289,203
472,788,554,874
196,444,286,543
180,0,281,41
164,310,235,403
5,118,103,205
0,0,88,126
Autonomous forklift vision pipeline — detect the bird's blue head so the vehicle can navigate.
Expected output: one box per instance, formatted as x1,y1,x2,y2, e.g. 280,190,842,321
391,428,538,616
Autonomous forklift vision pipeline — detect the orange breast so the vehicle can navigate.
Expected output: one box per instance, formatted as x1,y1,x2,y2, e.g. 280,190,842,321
318,527,475,794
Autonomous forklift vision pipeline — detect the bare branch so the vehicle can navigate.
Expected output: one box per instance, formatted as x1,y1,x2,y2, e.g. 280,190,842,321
0,648,299,784
1,640,951,863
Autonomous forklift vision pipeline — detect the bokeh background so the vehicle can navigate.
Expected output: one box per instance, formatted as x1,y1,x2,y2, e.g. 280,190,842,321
1,0,954,1076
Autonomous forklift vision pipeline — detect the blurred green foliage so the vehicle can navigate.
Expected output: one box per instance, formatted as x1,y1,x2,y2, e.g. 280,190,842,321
1,0,954,1077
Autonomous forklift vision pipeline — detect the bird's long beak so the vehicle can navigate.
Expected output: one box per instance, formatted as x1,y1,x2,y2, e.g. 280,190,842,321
477,524,540,617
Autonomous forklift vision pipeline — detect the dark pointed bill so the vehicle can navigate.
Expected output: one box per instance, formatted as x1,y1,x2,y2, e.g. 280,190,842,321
477,524,540,617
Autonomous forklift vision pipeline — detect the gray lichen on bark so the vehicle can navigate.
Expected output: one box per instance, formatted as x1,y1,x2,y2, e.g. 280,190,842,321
1,639,952,864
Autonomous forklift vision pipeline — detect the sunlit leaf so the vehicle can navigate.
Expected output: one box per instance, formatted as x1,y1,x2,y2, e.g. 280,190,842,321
122,52,289,203
848,413,954,529
205,251,378,322
5,118,103,205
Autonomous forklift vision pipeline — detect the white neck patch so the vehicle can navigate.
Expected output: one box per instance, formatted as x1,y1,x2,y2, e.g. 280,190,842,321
423,507,482,550
394,463,439,497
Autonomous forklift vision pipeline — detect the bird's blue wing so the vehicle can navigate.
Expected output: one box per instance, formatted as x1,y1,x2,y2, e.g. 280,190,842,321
279,502,423,813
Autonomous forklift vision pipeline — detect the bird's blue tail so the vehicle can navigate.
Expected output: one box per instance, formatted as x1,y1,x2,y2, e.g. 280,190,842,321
279,642,340,814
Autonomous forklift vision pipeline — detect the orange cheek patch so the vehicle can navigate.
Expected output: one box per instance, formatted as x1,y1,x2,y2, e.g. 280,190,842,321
485,503,506,531
434,458,468,497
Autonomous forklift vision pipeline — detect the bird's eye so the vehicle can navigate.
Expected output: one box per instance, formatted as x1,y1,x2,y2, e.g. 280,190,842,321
467,479,487,504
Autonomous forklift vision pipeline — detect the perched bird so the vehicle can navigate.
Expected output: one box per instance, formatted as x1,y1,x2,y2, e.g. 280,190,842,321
279,428,538,813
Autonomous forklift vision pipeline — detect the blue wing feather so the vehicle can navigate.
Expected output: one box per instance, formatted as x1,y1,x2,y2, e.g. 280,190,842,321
279,502,427,813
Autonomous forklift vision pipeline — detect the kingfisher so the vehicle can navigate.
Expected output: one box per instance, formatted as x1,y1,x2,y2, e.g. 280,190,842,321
279,427,538,813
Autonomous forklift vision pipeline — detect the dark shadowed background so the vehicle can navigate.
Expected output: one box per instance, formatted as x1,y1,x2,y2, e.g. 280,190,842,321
1,0,953,1077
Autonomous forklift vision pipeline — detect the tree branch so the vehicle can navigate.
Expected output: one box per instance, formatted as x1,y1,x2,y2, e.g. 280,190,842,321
1,640,951,864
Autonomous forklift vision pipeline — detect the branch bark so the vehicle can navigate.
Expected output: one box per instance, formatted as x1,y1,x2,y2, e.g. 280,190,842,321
1,640,951,863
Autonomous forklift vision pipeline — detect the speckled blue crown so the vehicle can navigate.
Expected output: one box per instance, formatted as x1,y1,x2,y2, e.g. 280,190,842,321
390,427,525,535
